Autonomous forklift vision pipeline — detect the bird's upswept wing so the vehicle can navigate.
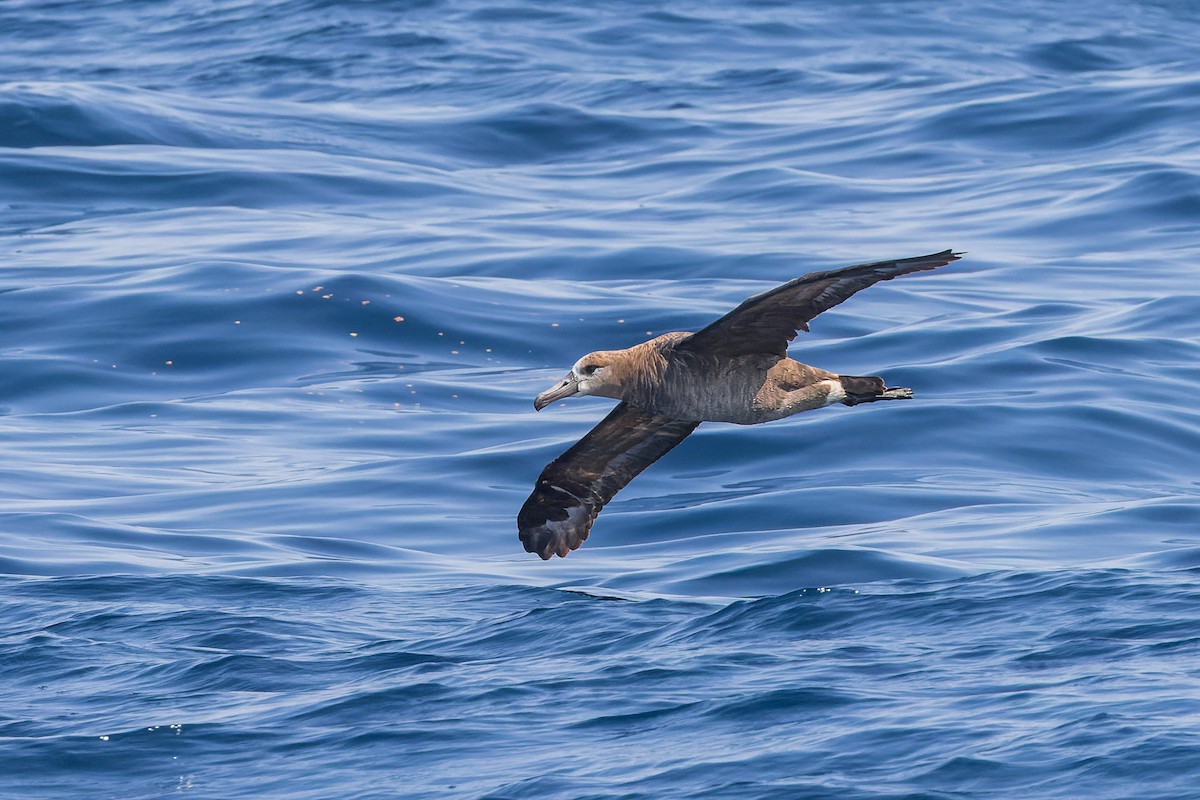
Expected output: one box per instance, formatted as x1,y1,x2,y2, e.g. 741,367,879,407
518,402,699,559
677,250,961,360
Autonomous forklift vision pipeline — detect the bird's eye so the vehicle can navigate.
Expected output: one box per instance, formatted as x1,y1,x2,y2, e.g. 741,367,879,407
580,364,598,376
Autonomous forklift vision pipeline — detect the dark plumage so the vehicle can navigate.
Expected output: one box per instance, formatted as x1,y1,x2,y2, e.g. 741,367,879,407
520,249,962,559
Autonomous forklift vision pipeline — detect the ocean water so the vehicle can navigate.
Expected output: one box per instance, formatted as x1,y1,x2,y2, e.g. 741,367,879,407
3,0,1200,797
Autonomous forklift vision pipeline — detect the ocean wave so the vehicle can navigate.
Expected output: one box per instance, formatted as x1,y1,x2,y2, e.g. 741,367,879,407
4,0,1200,796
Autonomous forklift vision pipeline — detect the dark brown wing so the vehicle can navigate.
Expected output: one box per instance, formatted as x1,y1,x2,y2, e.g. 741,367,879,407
677,250,961,360
519,402,699,559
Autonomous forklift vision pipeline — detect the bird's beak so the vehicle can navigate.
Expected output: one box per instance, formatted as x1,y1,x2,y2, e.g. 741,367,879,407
534,373,579,411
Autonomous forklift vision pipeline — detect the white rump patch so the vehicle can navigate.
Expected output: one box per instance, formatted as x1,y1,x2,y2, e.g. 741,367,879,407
820,379,846,405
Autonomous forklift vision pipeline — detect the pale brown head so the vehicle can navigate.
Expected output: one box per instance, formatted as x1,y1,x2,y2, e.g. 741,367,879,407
533,351,626,410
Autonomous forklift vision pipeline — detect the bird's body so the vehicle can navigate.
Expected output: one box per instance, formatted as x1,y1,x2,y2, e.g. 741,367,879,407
571,333,844,424
519,249,961,559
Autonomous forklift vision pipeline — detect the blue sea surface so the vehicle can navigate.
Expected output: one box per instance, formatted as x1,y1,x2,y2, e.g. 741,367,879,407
3,0,1200,797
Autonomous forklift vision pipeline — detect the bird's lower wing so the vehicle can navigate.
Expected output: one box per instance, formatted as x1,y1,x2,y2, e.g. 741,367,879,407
677,250,961,360
518,402,700,559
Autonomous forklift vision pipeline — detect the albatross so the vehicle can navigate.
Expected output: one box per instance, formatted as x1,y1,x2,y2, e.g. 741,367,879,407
519,249,961,559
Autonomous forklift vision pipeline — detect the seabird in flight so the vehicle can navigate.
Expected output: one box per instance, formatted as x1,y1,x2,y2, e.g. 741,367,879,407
518,249,961,559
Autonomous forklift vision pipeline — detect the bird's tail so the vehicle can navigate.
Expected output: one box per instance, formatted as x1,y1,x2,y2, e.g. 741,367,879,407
838,375,913,406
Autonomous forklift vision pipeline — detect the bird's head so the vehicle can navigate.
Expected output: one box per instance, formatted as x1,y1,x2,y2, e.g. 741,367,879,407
533,351,623,410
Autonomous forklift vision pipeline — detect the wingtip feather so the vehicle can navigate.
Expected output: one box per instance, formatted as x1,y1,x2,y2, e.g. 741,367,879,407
519,524,586,559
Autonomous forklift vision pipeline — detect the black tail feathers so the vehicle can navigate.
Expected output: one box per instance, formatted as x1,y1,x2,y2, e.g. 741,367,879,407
839,375,913,406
